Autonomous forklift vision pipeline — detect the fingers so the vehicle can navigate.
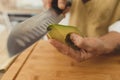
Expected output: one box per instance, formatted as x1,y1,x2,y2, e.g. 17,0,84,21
43,0,67,9
58,0,67,10
70,33,95,51
49,33,104,62
49,39,70,55
43,0,52,9
43,0,69,14
49,39,79,57
70,33,105,55
58,0,70,14
70,33,94,52
49,39,93,62
49,39,81,61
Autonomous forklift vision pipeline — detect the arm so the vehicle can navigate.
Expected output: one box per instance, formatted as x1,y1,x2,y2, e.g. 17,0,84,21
101,21,120,54
100,31,120,54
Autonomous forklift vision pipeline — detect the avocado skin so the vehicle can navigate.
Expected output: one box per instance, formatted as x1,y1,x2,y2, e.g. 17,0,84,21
47,24,82,50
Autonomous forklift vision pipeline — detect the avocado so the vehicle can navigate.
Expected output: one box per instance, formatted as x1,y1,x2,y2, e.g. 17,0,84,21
47,24,82,50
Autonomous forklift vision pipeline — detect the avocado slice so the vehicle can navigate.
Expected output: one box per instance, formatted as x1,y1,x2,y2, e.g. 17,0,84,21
47,24,83,50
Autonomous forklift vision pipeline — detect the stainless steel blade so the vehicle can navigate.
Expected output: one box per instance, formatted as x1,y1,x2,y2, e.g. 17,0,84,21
7,8,64,57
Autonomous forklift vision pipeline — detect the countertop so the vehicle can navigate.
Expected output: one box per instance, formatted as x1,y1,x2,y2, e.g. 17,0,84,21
1,40,120,80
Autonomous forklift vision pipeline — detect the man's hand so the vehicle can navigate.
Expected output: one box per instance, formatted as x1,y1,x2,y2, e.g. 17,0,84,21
43,0,69,15
49,33,114,62
43,0,67,9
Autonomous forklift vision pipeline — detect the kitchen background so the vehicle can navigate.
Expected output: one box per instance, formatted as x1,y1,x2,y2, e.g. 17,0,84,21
0,0,70,32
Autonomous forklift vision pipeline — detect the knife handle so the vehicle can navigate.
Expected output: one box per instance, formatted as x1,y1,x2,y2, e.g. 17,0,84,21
51,0,72,14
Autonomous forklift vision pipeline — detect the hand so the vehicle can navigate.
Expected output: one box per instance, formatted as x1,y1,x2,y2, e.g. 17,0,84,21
42,0,69,14
49,33,111,62
43,0,67,9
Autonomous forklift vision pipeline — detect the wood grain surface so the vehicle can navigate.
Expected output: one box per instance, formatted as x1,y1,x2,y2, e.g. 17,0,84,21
1,43,37,80
2,40,120,80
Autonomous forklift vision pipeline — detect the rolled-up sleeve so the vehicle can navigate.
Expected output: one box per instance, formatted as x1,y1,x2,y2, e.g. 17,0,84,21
109,21,120,33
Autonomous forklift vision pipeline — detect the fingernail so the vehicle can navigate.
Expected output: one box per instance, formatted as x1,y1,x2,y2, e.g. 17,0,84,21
70,33,83,47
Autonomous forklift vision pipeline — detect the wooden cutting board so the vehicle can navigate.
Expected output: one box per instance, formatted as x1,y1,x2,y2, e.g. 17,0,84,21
1,40,120,80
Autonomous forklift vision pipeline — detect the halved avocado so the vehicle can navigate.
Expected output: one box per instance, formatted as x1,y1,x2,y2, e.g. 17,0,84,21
47,24,82,50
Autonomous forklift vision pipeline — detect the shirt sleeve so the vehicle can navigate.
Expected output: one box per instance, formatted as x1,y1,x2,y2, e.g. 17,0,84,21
109,21,120,33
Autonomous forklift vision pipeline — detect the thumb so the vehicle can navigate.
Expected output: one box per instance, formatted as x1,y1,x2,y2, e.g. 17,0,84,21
71,34,100,53
70,33,84,48
69,33,93,52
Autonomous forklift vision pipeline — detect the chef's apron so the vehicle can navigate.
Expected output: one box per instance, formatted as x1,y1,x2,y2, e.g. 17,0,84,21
69,0,120,37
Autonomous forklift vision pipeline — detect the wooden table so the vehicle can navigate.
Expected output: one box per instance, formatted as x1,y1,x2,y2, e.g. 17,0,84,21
1,40,120,80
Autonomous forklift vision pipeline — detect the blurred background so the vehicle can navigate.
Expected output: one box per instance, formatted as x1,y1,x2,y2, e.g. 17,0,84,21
0,0,43,28
0,0,69,31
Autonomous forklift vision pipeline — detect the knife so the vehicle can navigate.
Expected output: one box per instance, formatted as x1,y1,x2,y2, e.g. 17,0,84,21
7,0,72,57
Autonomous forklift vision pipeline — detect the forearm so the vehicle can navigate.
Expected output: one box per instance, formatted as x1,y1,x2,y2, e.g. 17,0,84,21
100,31,120,54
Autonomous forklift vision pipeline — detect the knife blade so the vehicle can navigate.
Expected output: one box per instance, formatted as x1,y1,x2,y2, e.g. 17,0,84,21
7,0,72,57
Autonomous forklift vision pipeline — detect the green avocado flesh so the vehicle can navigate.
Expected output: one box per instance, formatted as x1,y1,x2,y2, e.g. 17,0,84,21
47,24,82,50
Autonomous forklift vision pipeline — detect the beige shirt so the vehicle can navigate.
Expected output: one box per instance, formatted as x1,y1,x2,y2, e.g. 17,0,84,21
69,0,120,37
